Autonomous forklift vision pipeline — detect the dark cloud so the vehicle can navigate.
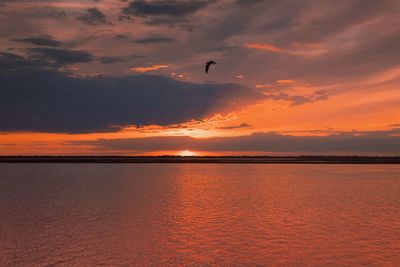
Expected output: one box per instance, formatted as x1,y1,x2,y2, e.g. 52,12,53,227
0,53,262,133
78,8,109,25
99,54,141,64
219,123,251,130
69,130,400,155
121,0,209,29
0,52,35,71
142,16,191,28
27,47,93,65
118,14,134,21
134,36,174,44
13,35,62,47
115,34,129,40
114,34,174,44
235,0,263,6
122,0,212,17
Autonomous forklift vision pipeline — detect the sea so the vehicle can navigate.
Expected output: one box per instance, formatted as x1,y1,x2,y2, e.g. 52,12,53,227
1,164,399,266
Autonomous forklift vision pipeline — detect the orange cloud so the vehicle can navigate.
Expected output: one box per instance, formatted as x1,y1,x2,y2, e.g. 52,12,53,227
255,84,273,88
277,79,294,84
245,43,282,52
130,65,168,73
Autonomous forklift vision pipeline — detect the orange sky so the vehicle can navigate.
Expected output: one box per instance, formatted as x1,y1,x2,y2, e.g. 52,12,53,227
0,0,399,155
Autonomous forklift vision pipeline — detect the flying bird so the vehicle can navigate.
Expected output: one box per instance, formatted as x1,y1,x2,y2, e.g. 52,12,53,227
205,60,216,74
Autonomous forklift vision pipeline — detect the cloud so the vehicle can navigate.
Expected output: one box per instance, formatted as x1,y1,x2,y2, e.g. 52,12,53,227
78,8,109,25
27,47,93,65
1,0,399,142
277,79,294,84
292,42,323,49
99,54,141,64
68,129,400,155
255,84,273,88
142,16,188,27
219,123,251,130
0,53,262,133
121,0,213,28
113,34,174,44
170,72,188,79
13,35,62,47
234,0,399,83
122,0,212,17
134,36,174,44
235,0,263,5
130,64,168,73
245,42,327,57
264,91,328,106
245,43,282,52
0,52,30,69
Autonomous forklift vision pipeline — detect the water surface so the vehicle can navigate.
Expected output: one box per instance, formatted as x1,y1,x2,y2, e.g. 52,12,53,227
1,164,399,266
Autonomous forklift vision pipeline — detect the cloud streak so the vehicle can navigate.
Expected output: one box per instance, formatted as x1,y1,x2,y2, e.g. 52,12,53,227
130,64,168,73
27,47,93,65
78,8,109,25
13,35,62,47
245,43,282,53
122,0,212,17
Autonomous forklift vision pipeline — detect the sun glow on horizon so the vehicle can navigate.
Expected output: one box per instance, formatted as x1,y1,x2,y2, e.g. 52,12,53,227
179,150,199,156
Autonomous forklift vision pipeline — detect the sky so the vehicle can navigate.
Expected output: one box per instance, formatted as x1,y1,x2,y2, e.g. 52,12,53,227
0,0,399,156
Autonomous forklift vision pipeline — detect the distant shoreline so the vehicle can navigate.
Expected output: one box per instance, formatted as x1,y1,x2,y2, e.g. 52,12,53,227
1,156,399,164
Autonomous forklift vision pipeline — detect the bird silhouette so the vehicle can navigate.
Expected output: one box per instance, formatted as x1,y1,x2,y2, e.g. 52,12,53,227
205,60,216,74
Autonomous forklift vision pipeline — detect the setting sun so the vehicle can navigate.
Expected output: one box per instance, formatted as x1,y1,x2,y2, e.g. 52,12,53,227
179,150,198,156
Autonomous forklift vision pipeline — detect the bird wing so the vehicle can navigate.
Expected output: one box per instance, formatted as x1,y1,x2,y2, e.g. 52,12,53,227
205,62,211,74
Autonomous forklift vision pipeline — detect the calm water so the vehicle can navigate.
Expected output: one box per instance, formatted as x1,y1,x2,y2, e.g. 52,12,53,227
0,164,399,266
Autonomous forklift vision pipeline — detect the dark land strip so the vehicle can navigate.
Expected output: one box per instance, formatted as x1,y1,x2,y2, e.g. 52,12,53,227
1,156,400,164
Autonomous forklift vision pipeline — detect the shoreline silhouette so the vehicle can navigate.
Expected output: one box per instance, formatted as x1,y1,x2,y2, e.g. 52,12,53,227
1,156,399,164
